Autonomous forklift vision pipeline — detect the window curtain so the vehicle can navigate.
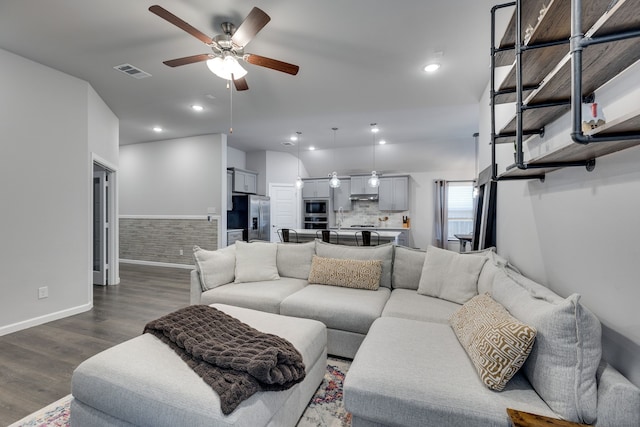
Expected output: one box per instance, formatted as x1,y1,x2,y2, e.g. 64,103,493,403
433,180,448,248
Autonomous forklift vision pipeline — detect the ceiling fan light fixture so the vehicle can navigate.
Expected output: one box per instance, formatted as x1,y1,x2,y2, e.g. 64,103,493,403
206,56,247,80
295,176,304,189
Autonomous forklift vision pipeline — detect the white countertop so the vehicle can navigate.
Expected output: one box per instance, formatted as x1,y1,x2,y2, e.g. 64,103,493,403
331,226,410,231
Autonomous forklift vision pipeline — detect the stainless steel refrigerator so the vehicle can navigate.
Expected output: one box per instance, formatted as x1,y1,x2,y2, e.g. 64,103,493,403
227,195,271,241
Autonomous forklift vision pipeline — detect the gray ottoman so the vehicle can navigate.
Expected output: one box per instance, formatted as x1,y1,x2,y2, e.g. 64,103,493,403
70,304,327,427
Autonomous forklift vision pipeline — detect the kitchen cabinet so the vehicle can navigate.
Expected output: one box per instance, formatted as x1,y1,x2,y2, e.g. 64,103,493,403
229,168,257,194
332,179,351,211
350,176,378,195
302,179,330,199
227,229,244,246
378,176,409,211
227,170,233,210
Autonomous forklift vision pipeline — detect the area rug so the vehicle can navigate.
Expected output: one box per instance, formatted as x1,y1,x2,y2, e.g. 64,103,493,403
9,357,351,427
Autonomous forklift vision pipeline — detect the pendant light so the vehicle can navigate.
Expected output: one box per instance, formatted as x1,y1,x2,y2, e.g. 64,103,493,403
295,131,304,189
368,123,380,188
328,127,341,188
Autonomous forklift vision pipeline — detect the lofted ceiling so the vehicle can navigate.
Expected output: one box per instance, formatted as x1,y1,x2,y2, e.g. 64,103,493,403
0,0,509,175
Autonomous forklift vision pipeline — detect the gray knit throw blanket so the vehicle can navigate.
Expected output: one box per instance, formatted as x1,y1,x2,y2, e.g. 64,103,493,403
144,305,306,415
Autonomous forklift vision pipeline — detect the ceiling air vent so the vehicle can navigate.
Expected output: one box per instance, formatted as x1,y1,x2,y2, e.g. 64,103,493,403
114,63,152,79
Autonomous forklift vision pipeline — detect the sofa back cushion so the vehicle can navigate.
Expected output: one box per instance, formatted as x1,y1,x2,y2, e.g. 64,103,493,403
491,269,601,424
417,246,487,304
234,241,280,283
193,245,235,291
308,255,382,290
391,246,425,290
276,241,315,279
314,240,394,288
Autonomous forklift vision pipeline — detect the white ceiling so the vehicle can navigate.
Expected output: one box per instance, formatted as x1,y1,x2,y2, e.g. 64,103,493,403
0,0,509,175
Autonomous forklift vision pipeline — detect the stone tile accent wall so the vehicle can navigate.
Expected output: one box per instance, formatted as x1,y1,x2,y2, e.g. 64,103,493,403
339,201,410,228
120,217,218,266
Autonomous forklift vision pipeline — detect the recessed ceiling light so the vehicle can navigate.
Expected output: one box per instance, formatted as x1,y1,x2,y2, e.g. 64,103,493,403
370,123,379,133
423,63,441,73
191,105,204,112
152,126,163,132
290,135,298,142
379,139,387,145
309,146,315,151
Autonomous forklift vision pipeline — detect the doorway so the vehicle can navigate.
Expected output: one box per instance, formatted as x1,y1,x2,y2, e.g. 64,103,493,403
269,183,300,242
92,160,117,285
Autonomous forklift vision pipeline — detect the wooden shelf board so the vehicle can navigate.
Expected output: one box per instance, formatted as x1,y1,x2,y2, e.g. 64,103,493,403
589,109,640,135
500,104,570,135
495,0,608,102
499,165,556,178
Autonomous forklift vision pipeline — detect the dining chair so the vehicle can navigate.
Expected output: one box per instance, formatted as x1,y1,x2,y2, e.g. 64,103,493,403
277,228,299,243
355,230,380,246
316,229,339,244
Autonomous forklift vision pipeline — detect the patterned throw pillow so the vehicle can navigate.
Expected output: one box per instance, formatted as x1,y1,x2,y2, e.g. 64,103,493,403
449,293,537,391
307,255,382,290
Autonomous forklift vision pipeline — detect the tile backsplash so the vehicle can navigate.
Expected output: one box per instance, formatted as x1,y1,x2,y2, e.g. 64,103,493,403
336,201,409,228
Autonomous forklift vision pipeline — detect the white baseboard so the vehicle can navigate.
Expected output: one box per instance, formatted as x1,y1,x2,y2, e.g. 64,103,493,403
120,259,195,270
0,302,92,337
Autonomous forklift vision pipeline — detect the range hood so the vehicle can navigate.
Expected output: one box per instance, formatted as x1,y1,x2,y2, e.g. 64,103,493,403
349,194,378,201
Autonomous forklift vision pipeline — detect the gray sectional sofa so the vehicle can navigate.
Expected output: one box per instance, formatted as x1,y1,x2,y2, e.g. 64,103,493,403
190,239,640,427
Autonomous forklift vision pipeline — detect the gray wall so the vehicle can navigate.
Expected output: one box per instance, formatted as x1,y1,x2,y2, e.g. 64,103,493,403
479,60,640,386
0,48,119,335
119,134,227,262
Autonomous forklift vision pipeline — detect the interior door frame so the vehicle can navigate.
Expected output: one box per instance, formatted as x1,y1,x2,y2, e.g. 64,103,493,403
91,154,119,287
268,183,300,242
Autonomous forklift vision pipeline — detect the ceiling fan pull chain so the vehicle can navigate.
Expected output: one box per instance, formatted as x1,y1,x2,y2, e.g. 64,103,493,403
229,79,233,134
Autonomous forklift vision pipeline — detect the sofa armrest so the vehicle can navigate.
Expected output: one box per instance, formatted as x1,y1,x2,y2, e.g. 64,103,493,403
595,360,640,427
190,270,202,305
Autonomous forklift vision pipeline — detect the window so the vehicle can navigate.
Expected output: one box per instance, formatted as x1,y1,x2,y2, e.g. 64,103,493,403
447,182,474,240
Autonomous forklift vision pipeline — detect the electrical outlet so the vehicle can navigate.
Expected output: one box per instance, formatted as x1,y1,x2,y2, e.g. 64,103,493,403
38,286,48,299
179,249,184,256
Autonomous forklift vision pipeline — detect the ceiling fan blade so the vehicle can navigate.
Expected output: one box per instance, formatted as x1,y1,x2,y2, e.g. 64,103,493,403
163,54,212,67
231,7,271,47
149,5,213,45
245,54,299,75
233,76,249,91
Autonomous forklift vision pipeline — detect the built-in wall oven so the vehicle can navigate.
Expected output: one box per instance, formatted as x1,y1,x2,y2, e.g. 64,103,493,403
304,199,328,229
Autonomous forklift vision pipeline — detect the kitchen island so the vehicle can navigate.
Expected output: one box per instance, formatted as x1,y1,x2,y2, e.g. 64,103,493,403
288,229,401,246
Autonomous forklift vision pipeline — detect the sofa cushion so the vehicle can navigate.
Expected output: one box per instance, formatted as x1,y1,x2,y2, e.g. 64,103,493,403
193,245,235,291
234,241,280,283
314,240,394,288
280,284,391,335
200,277,307,314
276,241,315,280
344,317,555,427
308,256,382,290
417,245,487,304
491,269,601,424
391,246,425,290
450,293,537,391
381,289,461,323
477,251,520,295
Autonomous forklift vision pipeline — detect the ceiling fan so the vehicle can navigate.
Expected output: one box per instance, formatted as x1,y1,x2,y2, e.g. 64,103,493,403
149,5,299,91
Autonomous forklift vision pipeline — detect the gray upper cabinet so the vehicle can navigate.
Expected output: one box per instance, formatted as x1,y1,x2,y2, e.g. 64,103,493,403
332,179,351,211
227,170,233,210
350,175,378,195
302,179,330,199
230,168,257,194
378,176,409,211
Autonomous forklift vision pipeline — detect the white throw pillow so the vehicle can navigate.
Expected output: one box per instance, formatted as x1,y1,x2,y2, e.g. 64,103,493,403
234,241,280,283
417,245,487,304
193,245,236,291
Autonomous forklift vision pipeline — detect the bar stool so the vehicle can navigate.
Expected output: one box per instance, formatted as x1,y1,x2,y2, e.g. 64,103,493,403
277,228,299,243
355,230,380,246
316,229,339,244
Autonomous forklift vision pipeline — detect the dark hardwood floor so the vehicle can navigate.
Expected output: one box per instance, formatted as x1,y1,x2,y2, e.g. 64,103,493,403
0,263,191,426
